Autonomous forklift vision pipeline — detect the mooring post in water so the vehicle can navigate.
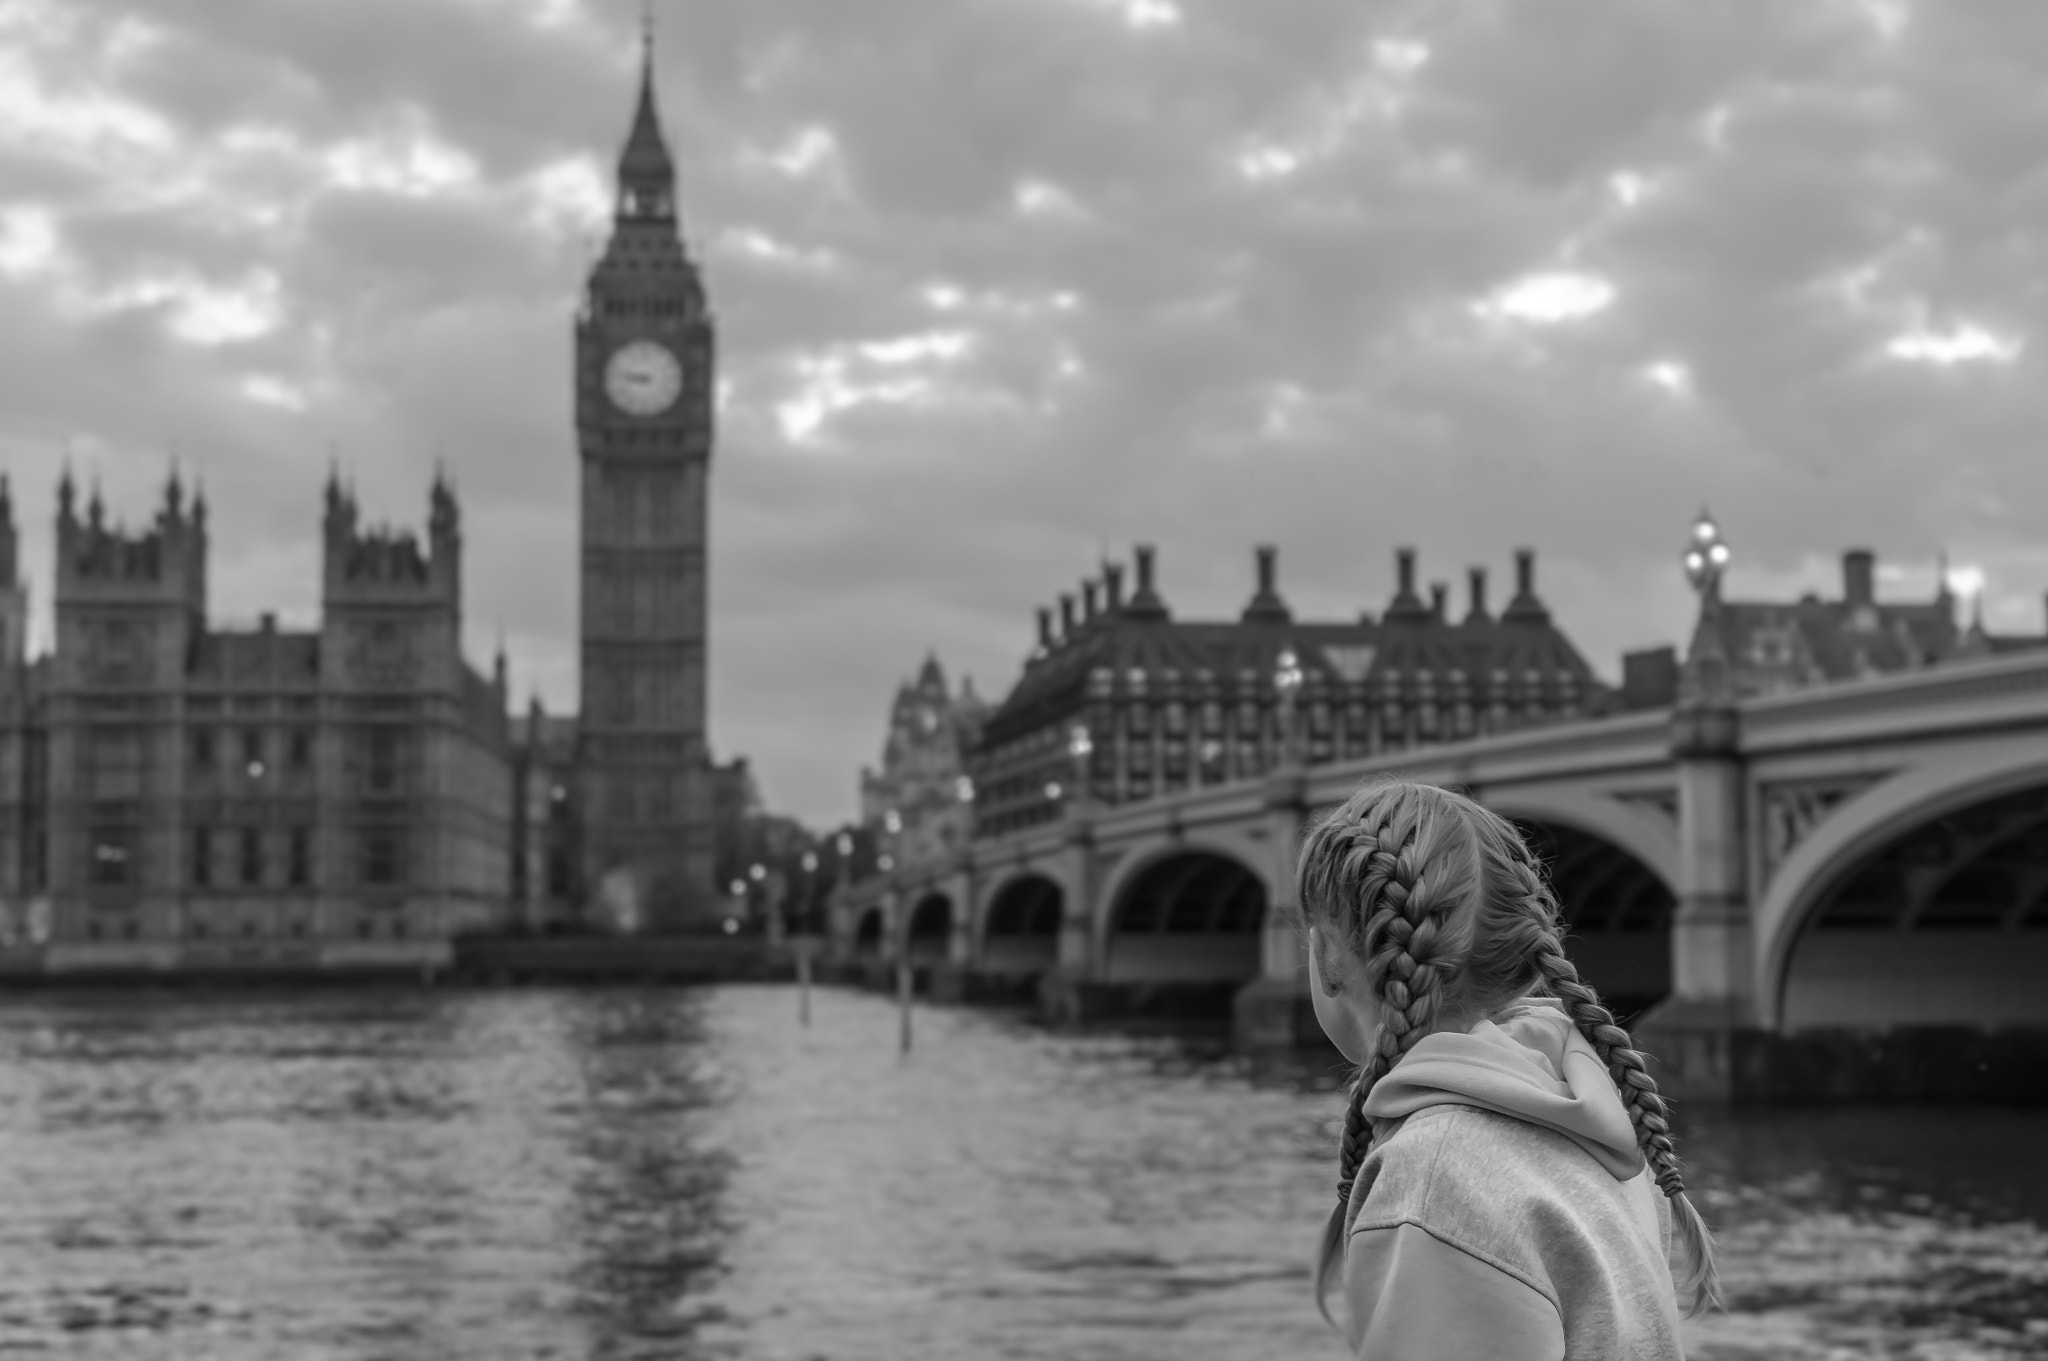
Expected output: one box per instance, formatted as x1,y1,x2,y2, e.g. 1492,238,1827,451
897,958,913,1055
798,943,812,1027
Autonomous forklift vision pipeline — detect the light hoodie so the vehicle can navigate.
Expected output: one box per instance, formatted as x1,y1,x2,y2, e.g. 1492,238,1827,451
1338,997,1684,1359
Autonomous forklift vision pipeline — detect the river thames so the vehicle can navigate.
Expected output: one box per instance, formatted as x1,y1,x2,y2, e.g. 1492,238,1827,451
0,984,2043,1360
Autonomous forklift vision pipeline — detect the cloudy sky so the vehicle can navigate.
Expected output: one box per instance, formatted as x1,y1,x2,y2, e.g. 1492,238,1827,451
3,0,2044,826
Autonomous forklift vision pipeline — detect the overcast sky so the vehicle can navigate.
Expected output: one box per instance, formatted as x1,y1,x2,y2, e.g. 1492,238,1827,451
3,0,2045,827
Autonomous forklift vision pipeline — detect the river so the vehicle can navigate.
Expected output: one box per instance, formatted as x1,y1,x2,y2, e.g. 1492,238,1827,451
0,984,2042,1360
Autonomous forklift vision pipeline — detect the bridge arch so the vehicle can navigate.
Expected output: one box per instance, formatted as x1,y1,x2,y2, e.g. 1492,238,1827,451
1482,790,1681,898
1499,802,1678,1025
1095,833,1278,939
853,906,884,957
903,892,952,965
1101,847,1267,985
1757,747,2048,1030
979,872,1063,976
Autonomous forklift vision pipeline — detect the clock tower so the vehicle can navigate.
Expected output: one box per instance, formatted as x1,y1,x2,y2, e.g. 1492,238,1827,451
574,18,716,932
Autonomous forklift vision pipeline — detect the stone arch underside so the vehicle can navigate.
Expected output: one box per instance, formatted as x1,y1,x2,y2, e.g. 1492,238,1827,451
1103,850,1266,985
1777,781,2048,1029
903,892,952,964
980,874,1061,976
853,906,884,957
1511,820,1676,1027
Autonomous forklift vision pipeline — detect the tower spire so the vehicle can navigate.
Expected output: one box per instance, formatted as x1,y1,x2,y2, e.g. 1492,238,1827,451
616,1,675,222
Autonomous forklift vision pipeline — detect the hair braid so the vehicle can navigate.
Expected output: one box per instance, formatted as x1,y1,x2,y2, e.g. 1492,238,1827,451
1310,803,1461,1323
1503,848,1724,1318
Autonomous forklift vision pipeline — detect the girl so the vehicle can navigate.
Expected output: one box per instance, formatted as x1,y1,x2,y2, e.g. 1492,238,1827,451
1298,778,1720,1358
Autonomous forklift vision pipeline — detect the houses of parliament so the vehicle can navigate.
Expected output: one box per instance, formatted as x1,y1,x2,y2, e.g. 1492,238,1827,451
0,35,728,967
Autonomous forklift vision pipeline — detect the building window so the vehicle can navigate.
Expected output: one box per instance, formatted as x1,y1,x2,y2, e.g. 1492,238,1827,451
363,832,402,885
367,728,397,792
192,827,211,887
288,829,311,887
192,728,215,769
240,828,262,885
90,830,132,885
288,729,312,769
242,729,263,767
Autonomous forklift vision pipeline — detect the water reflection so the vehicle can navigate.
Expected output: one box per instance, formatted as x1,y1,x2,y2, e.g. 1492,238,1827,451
0,985,2041,1360
554,993,736,1354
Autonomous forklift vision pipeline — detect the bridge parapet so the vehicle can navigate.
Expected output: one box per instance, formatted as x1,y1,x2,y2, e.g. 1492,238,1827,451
1740,648,2048,753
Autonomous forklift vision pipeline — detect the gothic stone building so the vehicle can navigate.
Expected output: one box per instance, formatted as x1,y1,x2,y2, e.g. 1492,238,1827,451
970,543,1613,837
0,470,516,963
859,654,987,869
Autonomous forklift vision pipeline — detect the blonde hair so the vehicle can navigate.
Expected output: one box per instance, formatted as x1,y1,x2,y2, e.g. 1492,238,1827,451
1298,777,1721,1323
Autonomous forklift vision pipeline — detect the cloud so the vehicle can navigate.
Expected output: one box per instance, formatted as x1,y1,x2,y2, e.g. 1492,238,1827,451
4,0,2048,826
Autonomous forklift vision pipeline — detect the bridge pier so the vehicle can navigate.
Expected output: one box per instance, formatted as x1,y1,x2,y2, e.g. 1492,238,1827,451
1233,768,1327,1049
1634,703,1766,1099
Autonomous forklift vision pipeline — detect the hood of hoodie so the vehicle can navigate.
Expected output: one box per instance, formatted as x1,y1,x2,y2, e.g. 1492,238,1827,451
1360,996,1646,1182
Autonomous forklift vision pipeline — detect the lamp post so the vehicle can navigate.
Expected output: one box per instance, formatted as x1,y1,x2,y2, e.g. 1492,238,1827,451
799,849,819,935
1683,506,1730,601
832,830,854,958
1681,507,1734,704
1067,722,1093,807
1273,645,1306,769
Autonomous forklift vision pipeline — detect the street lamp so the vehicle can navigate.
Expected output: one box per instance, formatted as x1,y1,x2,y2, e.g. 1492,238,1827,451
1274,645,1306,767
1067,722,1093,804
1683,506,1730,600
955,774,975,803
796,850,820,936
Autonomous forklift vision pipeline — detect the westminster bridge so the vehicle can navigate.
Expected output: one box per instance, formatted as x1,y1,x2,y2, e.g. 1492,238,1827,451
831,649,2048,1098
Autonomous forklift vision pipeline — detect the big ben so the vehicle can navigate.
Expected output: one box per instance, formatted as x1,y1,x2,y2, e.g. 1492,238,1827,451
574,19,715,932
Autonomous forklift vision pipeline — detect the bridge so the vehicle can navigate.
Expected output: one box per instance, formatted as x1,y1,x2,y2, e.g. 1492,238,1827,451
833,648,2048,1099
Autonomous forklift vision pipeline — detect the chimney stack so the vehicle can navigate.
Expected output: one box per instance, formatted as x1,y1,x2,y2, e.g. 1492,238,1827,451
1843,549,1875,608
1397,546,1417,598
1516,548,1535,599
1430,582,1448,621
1242,544,1291,623
1059,593,1076,638
1467,566,1489,623
1081,580,1099,621
1124,543,1170,619
1104,562,1124,609
1036,606,1053,649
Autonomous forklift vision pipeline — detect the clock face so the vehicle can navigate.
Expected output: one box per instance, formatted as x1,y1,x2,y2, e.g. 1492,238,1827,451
604,340,683,417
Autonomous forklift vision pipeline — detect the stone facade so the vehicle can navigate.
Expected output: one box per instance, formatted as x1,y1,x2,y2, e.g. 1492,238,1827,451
860,654,986,869
0,469,515,962
970,543,1612,838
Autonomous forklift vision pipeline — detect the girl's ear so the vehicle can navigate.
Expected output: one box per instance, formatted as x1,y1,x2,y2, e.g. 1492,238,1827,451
1308,926,1344,996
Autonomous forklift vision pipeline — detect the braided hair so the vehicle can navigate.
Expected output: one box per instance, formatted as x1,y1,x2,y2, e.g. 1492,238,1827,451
1299,778,1722,1324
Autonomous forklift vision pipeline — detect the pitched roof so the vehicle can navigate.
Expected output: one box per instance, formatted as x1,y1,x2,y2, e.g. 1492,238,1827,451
979,608,1607,748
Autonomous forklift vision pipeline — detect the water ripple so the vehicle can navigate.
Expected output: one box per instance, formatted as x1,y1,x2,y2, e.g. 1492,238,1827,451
0,986,2042,1360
